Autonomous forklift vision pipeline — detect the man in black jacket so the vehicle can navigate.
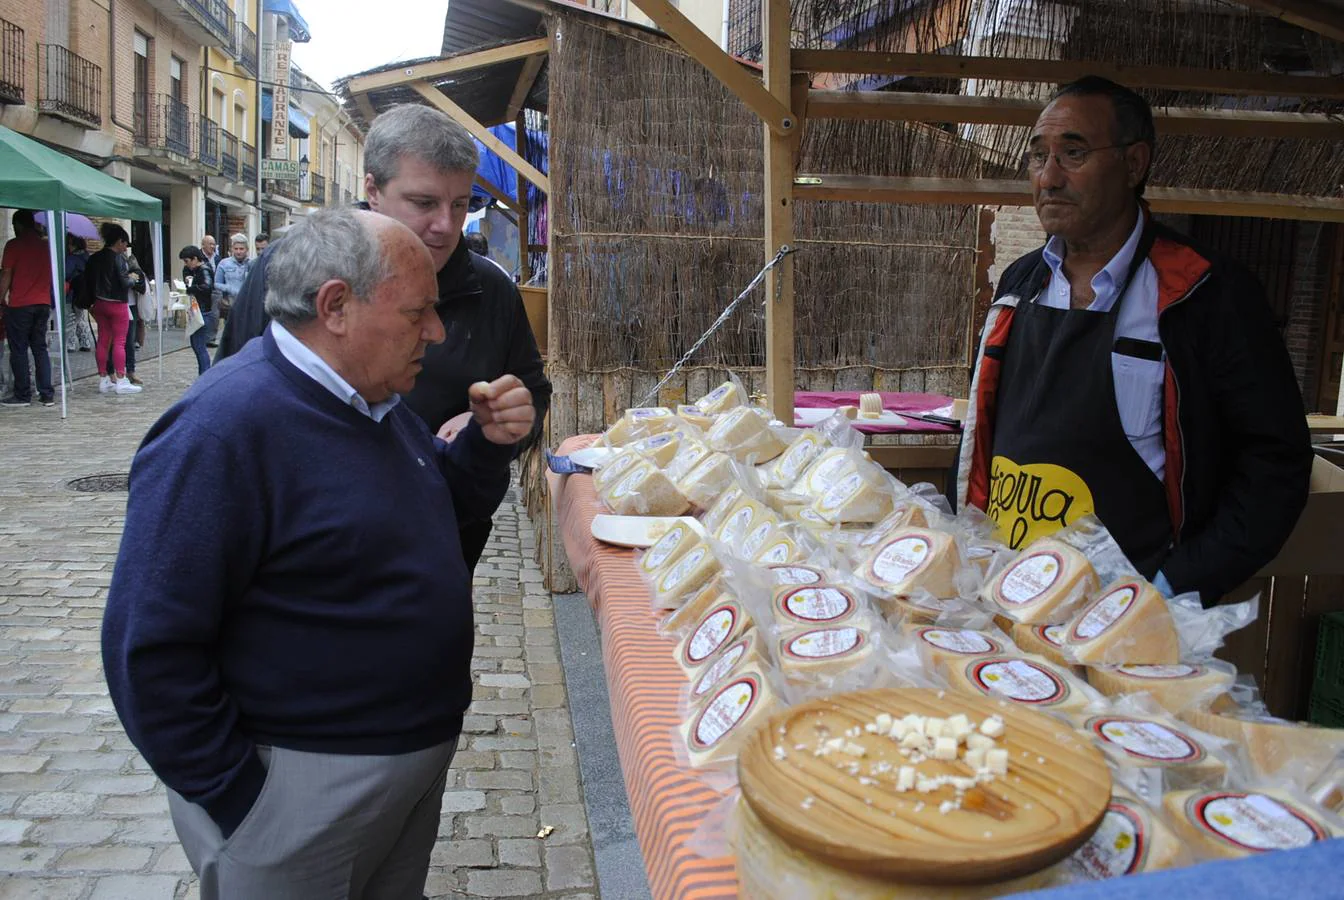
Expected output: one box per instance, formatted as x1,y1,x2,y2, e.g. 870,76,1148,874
958,77,1312,606
215,104,551,570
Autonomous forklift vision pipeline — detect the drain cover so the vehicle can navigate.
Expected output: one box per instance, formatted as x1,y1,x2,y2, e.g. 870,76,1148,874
68,474,130,493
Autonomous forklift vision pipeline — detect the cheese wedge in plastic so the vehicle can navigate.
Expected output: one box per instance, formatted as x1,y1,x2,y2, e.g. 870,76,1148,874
687,628,771,703
1079,713,1227,781
651,543,721,610
1062,787,1184,879
663,438,712,484
771,583,866,632
903,624,1008,676
763,431,827,490
591,447,646,493
662,576,730,633
884,595,948,624
765,564,827,587
739,518,782,561
980,538,1098,624
602,462,692,517
1163,789,1341,859
604,407,677,446
676,404,716,431
675,452,739,508
809,470,894,525
629,430,685,468
777,625,874,681
677,597,754,675
1087,663,1235,714
1061,579,1179,665
752,528,802,565
860,527,961,599
706,406,786,463
681,665,780,767
699,483,746,534
793,447,856,497
637,519,704,580
946,655,1097,714
1177,701,1344,780
1011,623,1075,669
696,380,746,416
713,498,769,550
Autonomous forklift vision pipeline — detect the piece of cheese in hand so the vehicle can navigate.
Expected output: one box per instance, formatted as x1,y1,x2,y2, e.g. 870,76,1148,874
860,527,962,599
809,470,894,525
681,666,780,767
1087,663,1234,714
1080,713,1227,780
1011,623,1076,670
946,655,1097,714
980,537,1098,624
696,381,746,416
637,519,703,580
604,407,677,446
763,431,827,490
1061,579,1179,665
687,628,770,702
629,430,685,468
1163,789,1341,860
1062,787,1184,879
677,597,754,674
771,584,866,632
602,462,692,517
675,453,740,509
778,624,875,681
706,407,787,464
903,624,1007,677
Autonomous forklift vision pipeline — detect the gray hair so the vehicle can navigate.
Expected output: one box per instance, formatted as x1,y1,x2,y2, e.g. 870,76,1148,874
229,232,248,247
364,103,479,188
264,209,390,327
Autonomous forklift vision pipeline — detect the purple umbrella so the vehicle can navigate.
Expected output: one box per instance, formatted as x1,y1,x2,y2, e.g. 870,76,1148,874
35,211,99,240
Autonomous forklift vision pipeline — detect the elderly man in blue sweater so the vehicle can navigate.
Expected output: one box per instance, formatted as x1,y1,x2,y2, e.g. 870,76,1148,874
102,207,535,900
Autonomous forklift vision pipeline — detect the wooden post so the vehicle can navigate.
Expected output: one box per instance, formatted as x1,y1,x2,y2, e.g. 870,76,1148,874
516,114,531,285
763,0,795,422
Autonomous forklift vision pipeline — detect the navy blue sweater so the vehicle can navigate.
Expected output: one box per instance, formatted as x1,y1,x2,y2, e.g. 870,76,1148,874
102,329,513,835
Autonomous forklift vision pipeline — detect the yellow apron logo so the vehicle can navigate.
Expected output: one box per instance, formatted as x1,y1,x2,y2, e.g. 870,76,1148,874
987,456,1095,550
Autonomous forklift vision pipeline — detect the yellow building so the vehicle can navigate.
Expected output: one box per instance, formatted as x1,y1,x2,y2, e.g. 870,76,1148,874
203,0,262,245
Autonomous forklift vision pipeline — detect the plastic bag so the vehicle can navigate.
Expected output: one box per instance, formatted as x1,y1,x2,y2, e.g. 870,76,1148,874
978,516,1129,625
598,459,693,517
601,406,678,447
1058,585,1258,666
1073,694,1242,792
1085,659,1237,714
705,406,790,465
1052,781,1195,883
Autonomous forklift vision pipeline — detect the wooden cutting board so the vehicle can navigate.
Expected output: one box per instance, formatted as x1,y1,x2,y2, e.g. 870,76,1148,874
737,688,1111,885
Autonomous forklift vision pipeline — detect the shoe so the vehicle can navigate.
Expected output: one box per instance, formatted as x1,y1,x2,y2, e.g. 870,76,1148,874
206,342,219,348
39,396,55,407
127,373,143,386
113,378,142,395
78,347,91,352
99,376,113,394
0,396,28,408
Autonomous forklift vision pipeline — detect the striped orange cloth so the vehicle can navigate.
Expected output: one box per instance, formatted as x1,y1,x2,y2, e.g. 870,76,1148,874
548,435,739,900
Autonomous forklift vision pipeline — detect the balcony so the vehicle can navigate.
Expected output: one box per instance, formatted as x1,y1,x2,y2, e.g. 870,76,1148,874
220,129,239,180
143,0,235,49
266,178,299,202
235,21,257,78
241,141,257,185
310,172,326,206
0,19,22,105
198,115,220,172
134,93,192,163
37,44,102,128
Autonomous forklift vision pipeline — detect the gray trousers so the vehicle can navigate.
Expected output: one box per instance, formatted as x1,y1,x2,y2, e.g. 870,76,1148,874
167,738,458,900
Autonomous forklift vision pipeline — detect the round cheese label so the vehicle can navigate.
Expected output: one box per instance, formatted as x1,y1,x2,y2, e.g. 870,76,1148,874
741,522,775,558
692,676,757,748
635,433,676,452
642,525,688,572
692,640,749,697
660,545,707,594
630,407,668,419
780,587,855,624
1116,664,1200,680
1038,624,1067,647
718,506,756,546
785,627,865,660
704,384,733,406
995,550,1064,607
970,659,1068,705
1072,803,1147,879
776,437,819,484
1071,584,1139,641
870,535,932,586
1090,717,1203,764
686,604,737,664
609,466,648,500
818,473,863,512
768,565,824,586
803,452,848,493
597,453,639,485
919,628,1000,656
707,407,748,440
1191,793,1326,852
757,541,793,564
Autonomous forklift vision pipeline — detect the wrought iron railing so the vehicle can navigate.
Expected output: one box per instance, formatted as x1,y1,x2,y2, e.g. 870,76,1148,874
220,129,239,180
311,172,326,205
727,0,762,61
235,20,257,78
241,140,257,184
179,0,235,46
37,44,101,127
0,19,22,105
135,93,192,156
198,115,220,170
267,178,299,201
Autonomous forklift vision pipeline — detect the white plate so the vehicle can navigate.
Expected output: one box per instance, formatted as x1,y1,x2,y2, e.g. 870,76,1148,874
794,408,907,428
591,515,704,549
569,447,617,469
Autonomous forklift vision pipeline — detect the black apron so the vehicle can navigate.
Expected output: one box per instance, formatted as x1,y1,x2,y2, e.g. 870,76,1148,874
986,231,1172,577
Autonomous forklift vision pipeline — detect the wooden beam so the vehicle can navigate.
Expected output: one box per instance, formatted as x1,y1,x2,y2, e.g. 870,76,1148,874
808,90,1344,141
410,83,550,193
353,93,377,124
763,0,796,421
516,113,531,284
505,54,546,123
1235,0,1344,44
792,174,1344,222
474,175,518,214
626,0,795,134
791,50,1344,101
346,39,550,95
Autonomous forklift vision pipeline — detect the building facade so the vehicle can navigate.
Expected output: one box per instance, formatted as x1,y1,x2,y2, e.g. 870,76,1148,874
583,0,730,46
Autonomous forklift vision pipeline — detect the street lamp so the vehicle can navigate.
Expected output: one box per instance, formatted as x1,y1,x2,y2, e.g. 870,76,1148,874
299,155,310,179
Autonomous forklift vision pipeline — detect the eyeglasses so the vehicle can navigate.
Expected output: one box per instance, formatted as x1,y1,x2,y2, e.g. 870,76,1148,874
1022,143,1133,173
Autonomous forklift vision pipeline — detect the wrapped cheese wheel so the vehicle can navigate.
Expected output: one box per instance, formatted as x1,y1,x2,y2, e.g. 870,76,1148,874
601,462,692,517
1061,787,1184,880
677,596,754,674
637,520,703,581
662,576,730,633
1011,623,1075,670
763,431,827,490
1177,701,1344,781
706,406,787,464
629,430,685,468
1060,579,1179,665
1087,662,1234,713
771,584,866,633
903,624,1007,676
687,628,771,703
809,470,894,525
885,595,948,625
1078,713,1227,782
980,537,1098,624
676,403,716,431
945,655,1098,714
675,452,739,508
604,406,677,446
1163,789,1341,859
695,380,746,416
651,543,721,610
680,666,780,767
859,527,962,600
777,625,874,681
591,447,645,493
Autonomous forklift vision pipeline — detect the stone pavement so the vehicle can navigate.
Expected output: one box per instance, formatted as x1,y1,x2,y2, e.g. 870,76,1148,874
0,348,598,899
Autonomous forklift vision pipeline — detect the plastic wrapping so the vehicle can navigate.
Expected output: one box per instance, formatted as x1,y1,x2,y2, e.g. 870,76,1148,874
1052,784,1194,884
939,652,1107,717
601,406,678,447
1160,783,1344,859
682,627,774,715
705,406,790,464
634,518,706,581
1073,694,1241,791
590,446,646,494
599,460,693,517
1085,660,1237,714
673,663,787,773
1059,584,1258,667
693,375,749,416
978,534,1101,626
775,622,907,702
902,622,1015,680
857,524,976,611
646,540,723,612
676,594,755,675
1176,690,1344,788
760,429,830,490
676,452,743,510
807,455,899,525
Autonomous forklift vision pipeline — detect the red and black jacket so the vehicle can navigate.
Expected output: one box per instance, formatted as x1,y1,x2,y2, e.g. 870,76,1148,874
957,218,1313,606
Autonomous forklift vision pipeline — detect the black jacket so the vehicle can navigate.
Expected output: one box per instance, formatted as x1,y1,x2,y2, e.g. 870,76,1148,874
960,218,1313,605
182,263,214,313
215,240,551,450
87,247,135,303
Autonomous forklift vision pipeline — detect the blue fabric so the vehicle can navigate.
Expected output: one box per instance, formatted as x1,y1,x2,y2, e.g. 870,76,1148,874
101,327,514,835
259,91,310,138
269,321,399,421
470,123,548,212
214,256,250,300
262,0,311,42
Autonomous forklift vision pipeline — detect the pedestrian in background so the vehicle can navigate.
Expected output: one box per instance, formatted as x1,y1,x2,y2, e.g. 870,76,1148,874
87,222,141,395
1,209,56,408
214,233,251,323
120,249,147,386
179,246,215,376
64,234,95,353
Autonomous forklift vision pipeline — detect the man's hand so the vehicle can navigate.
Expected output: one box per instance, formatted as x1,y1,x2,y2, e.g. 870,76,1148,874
436,411,474,444
469,375,535,445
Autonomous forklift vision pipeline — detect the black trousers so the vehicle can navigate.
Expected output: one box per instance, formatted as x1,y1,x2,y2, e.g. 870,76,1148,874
459,520,493,573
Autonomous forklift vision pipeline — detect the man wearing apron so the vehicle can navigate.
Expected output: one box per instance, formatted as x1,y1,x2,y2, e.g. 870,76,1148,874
957,77,1312,607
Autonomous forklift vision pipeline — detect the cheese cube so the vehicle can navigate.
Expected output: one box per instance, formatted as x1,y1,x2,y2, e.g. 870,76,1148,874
986,748,1009,774
687,628,770,702
706,407,786,464
903,624,1006,676
777,625,874,681
964,746,988,771
1163,789,1341,860
1087,663,1235,714
629,430,685,468
676,404,716,431
637,520,703,580
763,431,827,490
675,453,739,509
604,407,677,446
967,733,995,752
933,736,958,760
651,544,721,610
1082,713,1227,780
980,537,1099,624
794,448,856,497
1061,579,1179,665
860,527,962,599
896,766,916,791
601,462,692,517
677,596,753,674
946,656,1097,714
980,716,1005,738
1064,788,1184,879
1012,623,1074,669
695,380,746,416
681,666,780,767
771,584,864,631
809,471,894,525
591,447,646,493
924,718,946,739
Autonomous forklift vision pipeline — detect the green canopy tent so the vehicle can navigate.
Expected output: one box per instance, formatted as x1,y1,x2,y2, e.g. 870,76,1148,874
0,125,165,418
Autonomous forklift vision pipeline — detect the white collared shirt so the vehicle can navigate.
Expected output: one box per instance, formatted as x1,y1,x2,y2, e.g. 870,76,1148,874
1037,211,1165,480
270,321,401,423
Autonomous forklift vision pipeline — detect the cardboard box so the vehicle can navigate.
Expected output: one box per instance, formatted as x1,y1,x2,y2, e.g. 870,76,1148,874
1257,454,1344,577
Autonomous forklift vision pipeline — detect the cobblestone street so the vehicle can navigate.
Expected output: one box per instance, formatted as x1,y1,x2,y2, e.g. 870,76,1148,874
0,349,596,899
